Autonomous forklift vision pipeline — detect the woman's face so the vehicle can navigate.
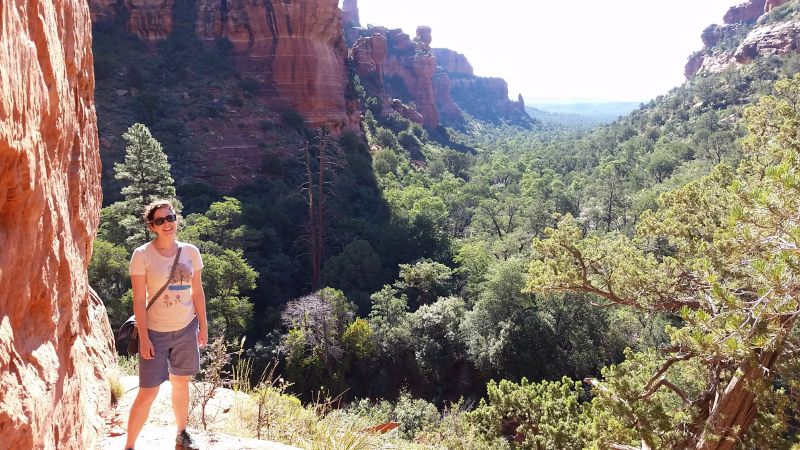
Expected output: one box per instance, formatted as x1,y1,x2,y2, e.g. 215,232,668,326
149,206,177,237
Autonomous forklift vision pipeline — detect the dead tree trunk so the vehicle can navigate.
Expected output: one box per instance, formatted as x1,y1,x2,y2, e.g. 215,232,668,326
300,128,342,289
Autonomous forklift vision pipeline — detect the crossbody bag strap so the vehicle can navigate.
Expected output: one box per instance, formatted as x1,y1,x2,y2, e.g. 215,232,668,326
145,245,183,311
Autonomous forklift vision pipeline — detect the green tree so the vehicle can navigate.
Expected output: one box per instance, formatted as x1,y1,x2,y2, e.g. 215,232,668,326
113,123,179,248
320,239,383,312
180,196,261,254
281,288,356,394
525,74,800,449
201,249,257,340
89,238,131,328
407,296,467,381
394,259,454,310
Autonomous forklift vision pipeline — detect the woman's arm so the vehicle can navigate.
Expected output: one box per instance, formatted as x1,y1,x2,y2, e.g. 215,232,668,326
131,274,155,359
191,269,208,347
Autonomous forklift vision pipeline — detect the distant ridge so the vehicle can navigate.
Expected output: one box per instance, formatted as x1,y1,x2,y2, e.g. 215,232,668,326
527,102,641,123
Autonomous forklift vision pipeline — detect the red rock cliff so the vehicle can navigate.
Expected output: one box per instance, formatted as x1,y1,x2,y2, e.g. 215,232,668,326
198,0,349,129
724,0,767,24
0,0,114,449
432,48,474,76
90,0,351,130
350,26,441,127
686,0,795,78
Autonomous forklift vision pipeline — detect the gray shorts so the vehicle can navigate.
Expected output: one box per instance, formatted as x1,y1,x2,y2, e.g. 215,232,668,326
138,317,200,388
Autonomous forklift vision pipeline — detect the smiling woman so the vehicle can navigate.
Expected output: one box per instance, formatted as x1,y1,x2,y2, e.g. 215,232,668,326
123,199,209,450
348,0,744,101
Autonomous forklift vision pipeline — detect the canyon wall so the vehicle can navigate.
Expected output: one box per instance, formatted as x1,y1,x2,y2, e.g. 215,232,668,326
1,0,114,449
686,0,794,78
90,0,350,130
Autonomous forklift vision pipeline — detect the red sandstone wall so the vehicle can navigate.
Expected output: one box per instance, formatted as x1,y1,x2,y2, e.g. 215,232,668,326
200,0,350,129
0,0,114,448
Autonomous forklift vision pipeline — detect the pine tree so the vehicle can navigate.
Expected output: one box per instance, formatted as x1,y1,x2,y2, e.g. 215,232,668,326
113,123,179,248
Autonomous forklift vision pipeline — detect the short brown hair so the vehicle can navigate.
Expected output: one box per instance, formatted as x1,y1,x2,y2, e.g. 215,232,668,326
143,199,176,225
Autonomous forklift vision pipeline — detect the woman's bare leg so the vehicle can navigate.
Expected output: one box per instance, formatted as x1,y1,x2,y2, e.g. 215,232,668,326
124,386,160,449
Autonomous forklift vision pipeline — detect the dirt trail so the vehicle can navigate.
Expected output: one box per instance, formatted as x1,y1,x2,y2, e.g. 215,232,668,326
98,376,300,450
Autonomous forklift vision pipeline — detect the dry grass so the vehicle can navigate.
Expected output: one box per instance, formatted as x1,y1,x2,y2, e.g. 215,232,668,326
224,356,383,450
108,372,125,406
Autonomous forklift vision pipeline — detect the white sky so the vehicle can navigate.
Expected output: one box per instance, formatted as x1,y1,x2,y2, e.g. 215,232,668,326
344,0,744,103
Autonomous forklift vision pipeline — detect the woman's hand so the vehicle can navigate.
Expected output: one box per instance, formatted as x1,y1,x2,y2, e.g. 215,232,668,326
198,324,208,347
139,337,155,359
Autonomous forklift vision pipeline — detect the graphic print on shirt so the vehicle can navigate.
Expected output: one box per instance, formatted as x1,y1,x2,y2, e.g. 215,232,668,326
163,261,194,307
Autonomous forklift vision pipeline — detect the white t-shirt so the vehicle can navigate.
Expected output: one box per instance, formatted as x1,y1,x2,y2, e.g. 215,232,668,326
129,241,204,332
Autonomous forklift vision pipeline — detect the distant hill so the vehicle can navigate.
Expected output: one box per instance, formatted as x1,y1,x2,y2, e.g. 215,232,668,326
525,107,605,129
526,102,641,124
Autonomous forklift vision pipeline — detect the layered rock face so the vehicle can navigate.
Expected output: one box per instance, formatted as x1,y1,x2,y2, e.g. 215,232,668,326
127,0,176,39
197,0,349,129
433,48,474,76
342,0,360,27
0,0,113,449
351,26,459,127
685,0,795,78
351,32,388,87
432,49,528,125
91,0,351,130
723,0,767,24
349,23,529,127
735,20,800,63
383,28,439,127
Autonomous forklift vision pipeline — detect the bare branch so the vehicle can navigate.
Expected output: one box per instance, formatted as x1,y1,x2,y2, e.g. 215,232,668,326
641,378,692,405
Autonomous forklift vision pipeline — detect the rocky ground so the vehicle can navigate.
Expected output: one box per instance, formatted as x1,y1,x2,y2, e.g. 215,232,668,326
98,376,301,450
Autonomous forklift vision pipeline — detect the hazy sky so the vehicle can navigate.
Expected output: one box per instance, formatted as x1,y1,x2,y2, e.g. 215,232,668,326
345,0,743,103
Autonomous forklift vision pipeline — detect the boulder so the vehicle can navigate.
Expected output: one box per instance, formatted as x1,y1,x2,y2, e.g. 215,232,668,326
685,52,706,78
765,0,788,13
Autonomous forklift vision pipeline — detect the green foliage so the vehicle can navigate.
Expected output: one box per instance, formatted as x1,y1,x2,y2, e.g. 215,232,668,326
525,74,800,448
407,297,467,380
281,288,357,395
89,238,131,328
398,130,422,153
341,318,375,360
201,250,257,340
113,123,179,248
367,285,412,360
469,377,588,450
180,196,261,253
393,391,441,440
394,259,454,310
375,127,400,149
372,147,400,176
321,240,383,313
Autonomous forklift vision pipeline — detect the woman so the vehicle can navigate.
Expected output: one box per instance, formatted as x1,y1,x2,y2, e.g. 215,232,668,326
124,199,208,450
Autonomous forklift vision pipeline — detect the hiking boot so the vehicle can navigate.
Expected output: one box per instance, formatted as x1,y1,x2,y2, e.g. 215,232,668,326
175,429,199,450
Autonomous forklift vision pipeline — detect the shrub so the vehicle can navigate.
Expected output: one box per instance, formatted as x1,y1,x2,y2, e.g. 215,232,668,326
375,127,400,149
393,391,440,440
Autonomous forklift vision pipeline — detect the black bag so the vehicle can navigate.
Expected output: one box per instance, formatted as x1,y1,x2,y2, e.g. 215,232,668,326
117,317,140,355
117,246,182,355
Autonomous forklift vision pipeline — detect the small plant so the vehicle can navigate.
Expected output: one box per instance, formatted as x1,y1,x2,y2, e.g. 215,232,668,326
117,354,139,376
108,372,125,406
191,334,231,431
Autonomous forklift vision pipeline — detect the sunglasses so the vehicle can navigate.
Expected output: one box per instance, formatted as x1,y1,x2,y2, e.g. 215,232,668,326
150,214,177,226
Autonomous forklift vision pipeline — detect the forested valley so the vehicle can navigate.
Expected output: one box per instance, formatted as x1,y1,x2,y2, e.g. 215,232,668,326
89,1,800,448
